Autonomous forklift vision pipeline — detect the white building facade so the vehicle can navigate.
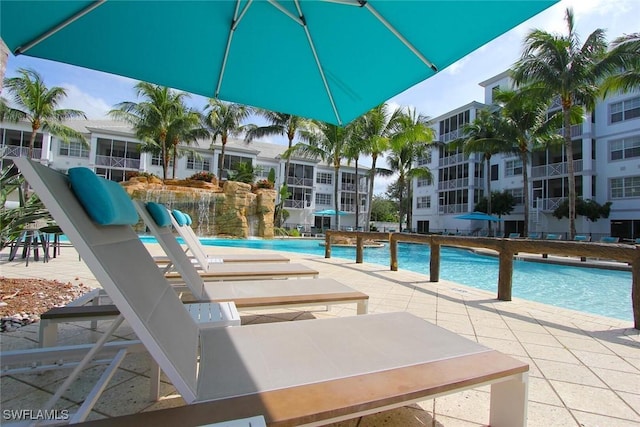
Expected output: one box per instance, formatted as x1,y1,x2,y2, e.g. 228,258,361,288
0,120,369,233
412,71,640,241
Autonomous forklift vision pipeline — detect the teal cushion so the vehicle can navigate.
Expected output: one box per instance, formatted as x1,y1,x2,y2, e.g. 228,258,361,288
184,213,193,226
146,202,172,227
172,209,187,226
68,168,139,225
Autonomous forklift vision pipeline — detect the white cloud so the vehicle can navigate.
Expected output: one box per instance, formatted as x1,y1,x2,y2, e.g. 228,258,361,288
58,83,111,119
444,56,470,76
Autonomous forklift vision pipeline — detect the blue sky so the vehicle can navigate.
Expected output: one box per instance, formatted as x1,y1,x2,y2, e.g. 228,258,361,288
2,0,638,193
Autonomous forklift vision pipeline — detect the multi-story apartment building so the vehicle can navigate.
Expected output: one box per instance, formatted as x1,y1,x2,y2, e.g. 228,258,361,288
0,119,369,232
413,70,640,241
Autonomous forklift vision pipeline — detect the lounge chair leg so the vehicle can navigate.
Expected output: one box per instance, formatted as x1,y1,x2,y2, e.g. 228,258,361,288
150,357,161,401
357,300,368,315
489,372,528,427
39,319,58,347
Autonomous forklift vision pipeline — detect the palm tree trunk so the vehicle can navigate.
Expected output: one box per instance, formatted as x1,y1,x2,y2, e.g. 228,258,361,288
485,155,492,235
285,137,293,186
563,105,576,239
521,148,529,238
28,128,38,159
172,142,178,179
398,175,404,231
160,138,168,181
355,158,359,230
219,141,227,181
334,165,340,230
366,155,378,230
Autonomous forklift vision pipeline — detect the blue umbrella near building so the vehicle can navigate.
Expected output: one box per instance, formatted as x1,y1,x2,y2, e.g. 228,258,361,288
0,1,556,125
454,212,503,222
314,209,349,216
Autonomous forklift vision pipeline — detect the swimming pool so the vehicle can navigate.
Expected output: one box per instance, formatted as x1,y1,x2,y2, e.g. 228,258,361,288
140,236,633,322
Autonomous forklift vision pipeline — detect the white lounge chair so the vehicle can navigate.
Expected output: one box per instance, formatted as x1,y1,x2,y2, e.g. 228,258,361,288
14,158,529,427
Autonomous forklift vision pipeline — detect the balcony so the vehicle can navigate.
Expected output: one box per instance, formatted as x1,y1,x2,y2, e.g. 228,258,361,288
437,177,483,191
286,176,314,187
439,128,464,143
438,203,468,214
340,183,368,193
283,199,310,209
532,197,565,212
1,145,42,159
438,152,466,167
95,155,140,170
531,159,583,179
555,124,583,139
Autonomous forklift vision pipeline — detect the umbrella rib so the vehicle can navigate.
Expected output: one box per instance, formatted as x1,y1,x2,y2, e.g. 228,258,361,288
292,0,343,126
216,0,254,98
14,0,106,55
360,2,438,73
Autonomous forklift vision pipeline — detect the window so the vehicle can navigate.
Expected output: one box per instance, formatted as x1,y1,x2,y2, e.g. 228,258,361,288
505,188,524,205
610,97,640,123
316,172,332,185
187,155,211,171
315,193,332,205
491,164,499,181
416,196,431,209
505,159,523,177
59,141,89,158
151,154,173,167
610,136,640,161
610,176,640,199
417,153,431,166
416,177,432,187
219,154,252,178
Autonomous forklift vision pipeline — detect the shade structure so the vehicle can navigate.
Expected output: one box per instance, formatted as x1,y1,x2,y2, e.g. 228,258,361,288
314,209,349,216
0,1,556,126
454,212,503,222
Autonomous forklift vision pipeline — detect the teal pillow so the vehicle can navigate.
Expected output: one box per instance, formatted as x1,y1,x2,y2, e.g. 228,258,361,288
184,213,193,226
68,167,139,225
146,202,171,227
172,209,187,226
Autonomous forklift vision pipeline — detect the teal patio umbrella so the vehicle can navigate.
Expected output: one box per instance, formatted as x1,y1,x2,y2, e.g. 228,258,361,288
314,209,349,216
454,212,503,222
0,1,556,125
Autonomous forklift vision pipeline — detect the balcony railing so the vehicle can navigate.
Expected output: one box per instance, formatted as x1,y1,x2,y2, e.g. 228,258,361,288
286,177,314,187
283,200,310,209
340,183,368,193
533,197,565,212
531,159,583,179
95,155,141,169
439,128,464,143
438,152,466,167
555,124,583,138
437,177,483,191
438,203,468,214
1,145,42,159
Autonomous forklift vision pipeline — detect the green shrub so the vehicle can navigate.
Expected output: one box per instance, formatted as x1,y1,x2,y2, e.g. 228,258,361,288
290,229,301,237
188,171,216,182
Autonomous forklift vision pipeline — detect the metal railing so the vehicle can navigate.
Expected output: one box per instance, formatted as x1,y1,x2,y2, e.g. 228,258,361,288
438,203,468,214
531,159,583,179
95,155,141,169
286,177,314,187
1,145,43,159
438,152,466,167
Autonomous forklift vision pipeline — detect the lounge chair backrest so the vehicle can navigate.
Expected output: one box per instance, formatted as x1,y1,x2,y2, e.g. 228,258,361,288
168,209,212,271
601,236,620,243
14,159,200,401
508,233,521,238
574,235,591,242
134,200,207,299
545,233,562,240
528,232,540,239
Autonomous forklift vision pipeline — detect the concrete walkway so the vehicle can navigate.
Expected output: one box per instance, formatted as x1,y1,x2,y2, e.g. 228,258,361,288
1,243,639,426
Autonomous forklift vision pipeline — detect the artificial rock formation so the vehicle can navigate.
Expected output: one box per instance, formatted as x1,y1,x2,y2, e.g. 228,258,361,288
121,176,276,238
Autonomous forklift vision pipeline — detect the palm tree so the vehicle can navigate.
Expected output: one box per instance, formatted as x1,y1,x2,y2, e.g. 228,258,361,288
492,88,564,237
600,33,640,96
386,108,434,231
358,104,403,230
288,122,352,229
344,119,368,230
452,108,506,235
244,111,313,181
110,82,188,180
165,105,209,178
512,8,609,238
2,68,87,159
203,100,253,179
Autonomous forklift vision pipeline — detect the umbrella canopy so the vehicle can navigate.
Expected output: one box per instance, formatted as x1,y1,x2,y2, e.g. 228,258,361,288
454,212,503,222
314,209,349,216
0,1,556,125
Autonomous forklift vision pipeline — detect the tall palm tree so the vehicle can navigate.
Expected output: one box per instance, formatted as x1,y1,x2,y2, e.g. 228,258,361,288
452,108,506,235
166,106,209,178
600,33,640,96
289,122,352,229
492,88,564,237
2,68,87,159
110,82,188,180
203,100,253,179
358,104,403,230
344,119,369,230
386,108,434,231
244,111,313,181
512,8,609,238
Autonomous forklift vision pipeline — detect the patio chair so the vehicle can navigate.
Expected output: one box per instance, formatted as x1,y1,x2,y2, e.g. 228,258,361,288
574,235,591,242
14,157,529,427
600,236,620,243
153,208,289,269
527,232,541,239
508,233,521,239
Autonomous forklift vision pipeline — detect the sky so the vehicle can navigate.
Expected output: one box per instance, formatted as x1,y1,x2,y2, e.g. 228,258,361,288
2,0,638,194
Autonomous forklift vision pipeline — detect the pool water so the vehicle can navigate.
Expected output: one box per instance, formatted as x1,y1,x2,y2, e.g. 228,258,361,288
139,236,633,322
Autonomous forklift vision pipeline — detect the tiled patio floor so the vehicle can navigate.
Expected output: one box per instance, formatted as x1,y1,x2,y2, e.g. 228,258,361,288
1,243,638,426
